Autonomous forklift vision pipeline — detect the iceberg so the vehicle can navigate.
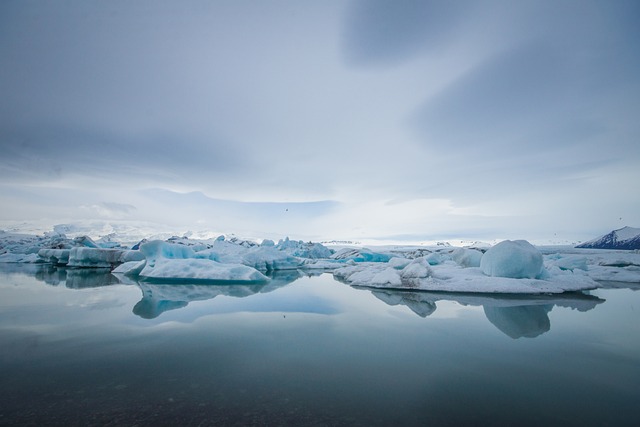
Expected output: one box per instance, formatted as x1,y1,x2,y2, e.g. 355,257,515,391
275,237,333,259
1,231,76,263
139,258,268,282
38,249,71,265
66,247,144,268
480,240,543,279
0,253,40,263
334,253,598,294
451,248,483,268
546,254,588,272
112,260,146,276
135,240,268,282
330,247,393,263
236,246,302,272
334,257,434,289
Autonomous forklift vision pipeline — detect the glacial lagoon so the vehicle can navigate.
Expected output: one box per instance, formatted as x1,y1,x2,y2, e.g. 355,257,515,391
1,263,639,426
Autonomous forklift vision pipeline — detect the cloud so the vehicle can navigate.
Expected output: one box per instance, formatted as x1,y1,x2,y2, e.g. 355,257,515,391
342,0,471,66
0,1,639,241
80,202,137,219
0,125,249,187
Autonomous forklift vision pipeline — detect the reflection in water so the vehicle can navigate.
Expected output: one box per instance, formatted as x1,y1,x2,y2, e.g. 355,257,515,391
20,264,328,319
483,305,552,338
367,288,605,339
123,269,322,319
34,265,122,289
66,268,120,289
6,263,610,333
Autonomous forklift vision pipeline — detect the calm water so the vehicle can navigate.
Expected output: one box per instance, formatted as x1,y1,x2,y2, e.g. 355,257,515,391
1,264,639,426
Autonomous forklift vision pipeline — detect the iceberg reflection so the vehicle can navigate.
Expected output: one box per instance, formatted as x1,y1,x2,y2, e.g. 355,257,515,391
35,266,122,288
125,269,316,319
367,288,605,339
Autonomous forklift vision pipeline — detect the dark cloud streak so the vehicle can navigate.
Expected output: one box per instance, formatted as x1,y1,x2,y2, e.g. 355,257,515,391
0,125,248,185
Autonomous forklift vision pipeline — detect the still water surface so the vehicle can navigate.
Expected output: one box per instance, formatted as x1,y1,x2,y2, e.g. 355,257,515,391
1,264,639,426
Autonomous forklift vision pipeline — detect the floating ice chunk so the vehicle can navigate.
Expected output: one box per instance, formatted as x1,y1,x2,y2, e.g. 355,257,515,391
425,252,446,265
240,246,302,272
334,257,433,289
334,255,596,294
73,235,99,248
276,237,332,259
299,259,347,269
0,253,40,263
140,240,196,262
67,247,144,268
388,257,411,269
137,240,268,282
480,240,543,279
112,260,146,276
400,257,433,280
371,267,402,286
331,247,392,263
38,249,71,265
548,255,588,271
192,249,220,262
139,258,267,282
451,248,483,267
585,265,640,283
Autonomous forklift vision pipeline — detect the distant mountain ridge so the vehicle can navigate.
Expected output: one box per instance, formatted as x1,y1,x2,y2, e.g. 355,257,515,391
576,226,640,250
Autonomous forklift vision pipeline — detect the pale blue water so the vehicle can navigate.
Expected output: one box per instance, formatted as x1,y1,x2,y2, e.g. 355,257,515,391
0,264,639,426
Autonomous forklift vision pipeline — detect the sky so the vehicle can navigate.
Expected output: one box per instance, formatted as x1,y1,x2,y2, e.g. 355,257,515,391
1,0,639,244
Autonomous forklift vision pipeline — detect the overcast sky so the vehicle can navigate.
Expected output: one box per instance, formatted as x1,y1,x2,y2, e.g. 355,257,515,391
1,0,639,243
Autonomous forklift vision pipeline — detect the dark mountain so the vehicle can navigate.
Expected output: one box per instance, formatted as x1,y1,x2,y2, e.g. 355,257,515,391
576,226,640,250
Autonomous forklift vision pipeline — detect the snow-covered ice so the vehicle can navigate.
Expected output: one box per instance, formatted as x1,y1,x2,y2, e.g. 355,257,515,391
334,257,598,294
